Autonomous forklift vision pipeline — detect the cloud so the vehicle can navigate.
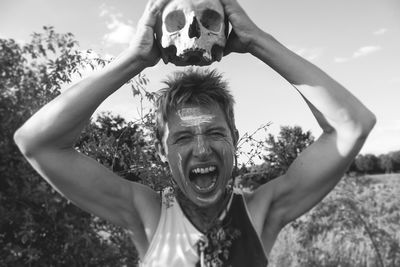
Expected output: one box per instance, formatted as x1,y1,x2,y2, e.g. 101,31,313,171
334,57,349,63
289,46,324,61
104,19,135,45
353,46,382,58
99,4,111,18
100,4,135,46
373,28,388,35
388,77,400,85
334,45,382,63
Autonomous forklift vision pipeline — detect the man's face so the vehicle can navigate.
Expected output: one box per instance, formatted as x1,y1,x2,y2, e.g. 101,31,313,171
160,102,235,207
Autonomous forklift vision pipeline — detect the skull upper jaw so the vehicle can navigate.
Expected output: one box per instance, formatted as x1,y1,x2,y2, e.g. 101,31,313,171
159,44,224,66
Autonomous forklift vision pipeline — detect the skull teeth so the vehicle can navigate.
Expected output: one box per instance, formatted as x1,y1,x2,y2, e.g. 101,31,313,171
191,166,217,175
183,48,206,53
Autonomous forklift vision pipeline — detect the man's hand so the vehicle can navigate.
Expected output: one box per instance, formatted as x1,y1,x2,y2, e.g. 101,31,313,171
220,0,262,55
129,0,170,67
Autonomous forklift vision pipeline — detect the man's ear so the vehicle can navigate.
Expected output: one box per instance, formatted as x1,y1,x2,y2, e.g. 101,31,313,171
155,140,168,164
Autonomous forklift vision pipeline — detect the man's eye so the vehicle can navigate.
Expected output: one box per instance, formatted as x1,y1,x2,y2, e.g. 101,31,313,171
210,132,225,138
176,135,191,143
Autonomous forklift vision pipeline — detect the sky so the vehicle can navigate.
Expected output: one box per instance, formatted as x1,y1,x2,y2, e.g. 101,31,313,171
1,0,400,157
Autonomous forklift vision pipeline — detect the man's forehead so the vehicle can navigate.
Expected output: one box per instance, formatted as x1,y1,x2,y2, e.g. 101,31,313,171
177,106,213,117
176,106,215,127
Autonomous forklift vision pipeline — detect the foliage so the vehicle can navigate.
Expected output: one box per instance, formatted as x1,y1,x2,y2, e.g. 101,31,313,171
2,26,399,267
236,125,314,190
0,26,140,266
391,151,400,171
355,154,380,174
237,162,275,191
269,174,400,267
236,123,270,166
379,154,394,174
77,112,171,191
349,151,400,175
263,125,314,176
196,217,241,267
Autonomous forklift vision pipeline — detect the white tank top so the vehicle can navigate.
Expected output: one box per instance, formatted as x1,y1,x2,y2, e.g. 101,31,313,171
139,191,203,267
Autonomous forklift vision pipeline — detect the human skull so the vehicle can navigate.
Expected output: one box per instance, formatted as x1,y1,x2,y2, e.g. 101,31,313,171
156,0,228,66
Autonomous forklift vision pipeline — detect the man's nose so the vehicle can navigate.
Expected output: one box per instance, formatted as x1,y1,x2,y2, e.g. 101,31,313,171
193,135,211,159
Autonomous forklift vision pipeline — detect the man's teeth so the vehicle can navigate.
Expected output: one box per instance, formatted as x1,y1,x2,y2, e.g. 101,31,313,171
194,177,217,191
191,166,216,174
190,166,218,191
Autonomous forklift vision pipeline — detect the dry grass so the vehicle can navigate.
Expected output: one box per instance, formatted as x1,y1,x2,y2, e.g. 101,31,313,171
268,173,400,267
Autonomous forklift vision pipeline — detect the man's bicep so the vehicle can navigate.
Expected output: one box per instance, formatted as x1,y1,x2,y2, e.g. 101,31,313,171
265,132,359,226
26,148,156,228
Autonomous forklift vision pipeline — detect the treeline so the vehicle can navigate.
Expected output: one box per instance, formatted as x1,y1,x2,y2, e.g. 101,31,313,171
348,151,400,174
235,126,399,190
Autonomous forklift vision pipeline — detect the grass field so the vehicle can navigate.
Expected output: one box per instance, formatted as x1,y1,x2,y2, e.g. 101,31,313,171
268,173,400,267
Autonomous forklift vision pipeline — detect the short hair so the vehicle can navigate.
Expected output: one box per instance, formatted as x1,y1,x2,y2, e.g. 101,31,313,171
154,68,237,146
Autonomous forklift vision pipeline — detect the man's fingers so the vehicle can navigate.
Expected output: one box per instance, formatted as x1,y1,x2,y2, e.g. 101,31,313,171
223,30,238,56
220,0,244,17
139,0,170,28
145,0,170,17
220,0,238,8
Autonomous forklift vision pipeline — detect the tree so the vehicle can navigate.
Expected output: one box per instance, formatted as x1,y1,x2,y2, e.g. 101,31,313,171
389,150,400,172
0,27,146,266
347,150,400,175
235,126,314,190
378,154,394,173
346,159,359,175
355,154,379,174
237,162,275,190
263,125,314,176
77,111,171,190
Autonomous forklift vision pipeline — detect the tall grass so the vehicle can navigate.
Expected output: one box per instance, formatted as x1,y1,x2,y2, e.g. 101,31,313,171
268,174,400,267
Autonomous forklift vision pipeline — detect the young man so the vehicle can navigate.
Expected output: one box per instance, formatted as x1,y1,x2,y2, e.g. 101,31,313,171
14,0,376,266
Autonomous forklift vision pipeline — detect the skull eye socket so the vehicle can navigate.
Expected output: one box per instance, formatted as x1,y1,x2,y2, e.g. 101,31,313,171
165,10,186,32
200,9,222,32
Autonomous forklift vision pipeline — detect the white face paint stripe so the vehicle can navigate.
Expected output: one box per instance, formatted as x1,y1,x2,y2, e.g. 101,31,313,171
178,107,214,127
178,153,188,186
162,122,169,156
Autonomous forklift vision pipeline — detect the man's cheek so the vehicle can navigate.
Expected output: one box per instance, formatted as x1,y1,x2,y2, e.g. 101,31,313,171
168,154,185,178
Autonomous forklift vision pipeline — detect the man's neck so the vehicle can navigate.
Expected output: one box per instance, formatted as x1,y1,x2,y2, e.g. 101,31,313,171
176,189,231,233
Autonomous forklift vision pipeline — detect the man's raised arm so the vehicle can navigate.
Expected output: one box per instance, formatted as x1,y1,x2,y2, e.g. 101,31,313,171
220,0,376,246
14,0,169,251
250,33,376,223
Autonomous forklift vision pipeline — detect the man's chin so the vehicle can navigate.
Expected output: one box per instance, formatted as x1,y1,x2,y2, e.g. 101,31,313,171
193,188,223,207
175,181,226,208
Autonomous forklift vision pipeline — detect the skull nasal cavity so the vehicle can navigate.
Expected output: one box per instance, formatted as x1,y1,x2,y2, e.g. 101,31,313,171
188,17,201,38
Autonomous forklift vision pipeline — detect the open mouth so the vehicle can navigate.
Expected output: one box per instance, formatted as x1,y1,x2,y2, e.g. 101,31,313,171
189,165,219,193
